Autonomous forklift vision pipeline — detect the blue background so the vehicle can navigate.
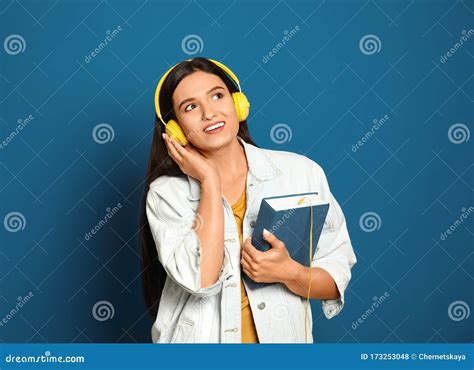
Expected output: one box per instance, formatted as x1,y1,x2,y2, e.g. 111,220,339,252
1,0,472,343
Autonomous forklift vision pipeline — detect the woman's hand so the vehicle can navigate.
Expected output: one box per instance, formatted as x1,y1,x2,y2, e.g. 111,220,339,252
241,229,298,284
163,133,220,185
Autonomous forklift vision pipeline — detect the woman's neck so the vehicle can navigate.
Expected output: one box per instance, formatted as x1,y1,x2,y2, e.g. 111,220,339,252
203,138,248,184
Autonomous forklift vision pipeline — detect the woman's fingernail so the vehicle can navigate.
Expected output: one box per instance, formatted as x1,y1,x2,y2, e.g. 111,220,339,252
263,228,270,238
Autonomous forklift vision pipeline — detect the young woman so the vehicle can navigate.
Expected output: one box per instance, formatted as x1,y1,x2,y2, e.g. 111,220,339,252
139,57,357,343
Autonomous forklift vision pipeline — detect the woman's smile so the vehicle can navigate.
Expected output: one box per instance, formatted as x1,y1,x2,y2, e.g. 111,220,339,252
203,121,225,134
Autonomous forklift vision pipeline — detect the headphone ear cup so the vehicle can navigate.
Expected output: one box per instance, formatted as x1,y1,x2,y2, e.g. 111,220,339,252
232,92,250,122
165,119,188,146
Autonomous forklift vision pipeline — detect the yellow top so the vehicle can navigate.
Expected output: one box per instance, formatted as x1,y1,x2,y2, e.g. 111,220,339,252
231,189,259,343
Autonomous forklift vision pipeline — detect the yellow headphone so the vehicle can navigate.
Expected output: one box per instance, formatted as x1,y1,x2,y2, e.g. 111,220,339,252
154,58,250,146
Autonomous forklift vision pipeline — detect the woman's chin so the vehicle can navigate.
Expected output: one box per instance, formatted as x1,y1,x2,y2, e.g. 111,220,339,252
193,132,235,151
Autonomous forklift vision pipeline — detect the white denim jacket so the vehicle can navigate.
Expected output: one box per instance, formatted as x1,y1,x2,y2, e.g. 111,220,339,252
146,137,357,343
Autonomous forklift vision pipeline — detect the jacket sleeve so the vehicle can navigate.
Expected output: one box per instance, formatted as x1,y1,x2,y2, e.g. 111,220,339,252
146,180,231,298
309,161,357,319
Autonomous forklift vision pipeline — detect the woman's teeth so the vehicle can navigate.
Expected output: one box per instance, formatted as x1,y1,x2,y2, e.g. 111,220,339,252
203,122,225,132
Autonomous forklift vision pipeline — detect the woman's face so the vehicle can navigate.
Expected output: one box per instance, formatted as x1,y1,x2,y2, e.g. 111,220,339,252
171,70,239,151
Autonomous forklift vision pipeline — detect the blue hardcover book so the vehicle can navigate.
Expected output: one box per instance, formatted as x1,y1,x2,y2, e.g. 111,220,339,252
244,192,329,287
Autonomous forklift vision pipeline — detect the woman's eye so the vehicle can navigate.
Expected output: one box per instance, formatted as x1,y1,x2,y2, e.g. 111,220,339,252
212,92,223,100
184,103,196,112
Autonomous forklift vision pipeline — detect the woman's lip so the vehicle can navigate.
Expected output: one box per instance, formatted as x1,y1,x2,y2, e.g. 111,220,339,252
203,122,225,134
202,121,225,131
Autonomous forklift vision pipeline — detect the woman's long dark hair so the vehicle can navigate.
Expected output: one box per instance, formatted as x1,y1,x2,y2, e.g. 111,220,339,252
139,57,258,320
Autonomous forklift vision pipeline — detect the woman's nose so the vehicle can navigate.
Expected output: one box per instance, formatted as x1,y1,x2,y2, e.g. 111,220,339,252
201,103,217,121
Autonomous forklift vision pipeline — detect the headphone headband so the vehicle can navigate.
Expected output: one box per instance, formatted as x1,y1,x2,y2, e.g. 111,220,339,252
154,58,243,125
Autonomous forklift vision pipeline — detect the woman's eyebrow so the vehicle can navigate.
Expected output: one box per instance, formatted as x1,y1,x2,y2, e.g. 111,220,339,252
178,86,225,110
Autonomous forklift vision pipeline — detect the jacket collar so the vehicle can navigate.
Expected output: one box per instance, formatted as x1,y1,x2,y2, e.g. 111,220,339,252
187,136,281,201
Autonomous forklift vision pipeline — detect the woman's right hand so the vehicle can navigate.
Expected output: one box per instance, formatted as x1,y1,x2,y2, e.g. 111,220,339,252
163,133,221,186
